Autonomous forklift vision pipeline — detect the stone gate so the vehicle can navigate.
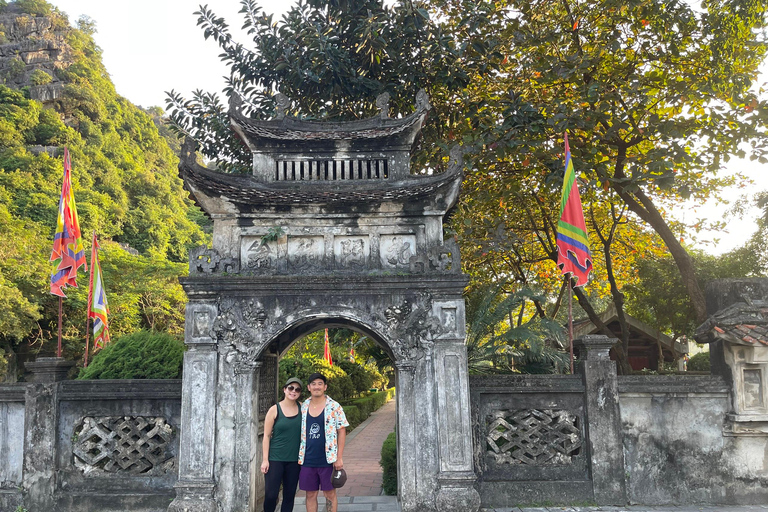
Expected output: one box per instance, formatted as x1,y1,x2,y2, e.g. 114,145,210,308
167,91,481,512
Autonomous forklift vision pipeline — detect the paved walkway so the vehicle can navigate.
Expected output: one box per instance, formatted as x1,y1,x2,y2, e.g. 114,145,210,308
339,398,396,497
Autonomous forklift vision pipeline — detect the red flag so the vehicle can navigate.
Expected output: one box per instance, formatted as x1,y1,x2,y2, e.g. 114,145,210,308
324,328,333,366
556,133,592,287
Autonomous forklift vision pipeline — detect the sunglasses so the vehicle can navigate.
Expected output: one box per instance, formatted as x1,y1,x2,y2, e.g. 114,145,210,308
285,385,301,393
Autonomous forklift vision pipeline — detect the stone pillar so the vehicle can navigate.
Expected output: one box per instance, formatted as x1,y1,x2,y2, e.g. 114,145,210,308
395,361,418,512
24,356,75,382
169,303,219,512
21,381,58,511
576,335,627,506
433,340,481,512
232,361,260,512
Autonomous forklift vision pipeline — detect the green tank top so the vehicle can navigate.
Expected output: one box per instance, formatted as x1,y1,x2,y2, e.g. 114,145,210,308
268,402,301,462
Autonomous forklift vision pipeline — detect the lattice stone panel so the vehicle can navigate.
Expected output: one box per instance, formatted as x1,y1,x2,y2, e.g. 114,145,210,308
259,356,279,418
486,409,582,466
72,416,175,475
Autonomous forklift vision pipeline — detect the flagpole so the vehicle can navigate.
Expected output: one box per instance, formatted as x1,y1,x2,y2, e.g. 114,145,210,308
84,231,97,368
57,296,63,358
568,274,574,374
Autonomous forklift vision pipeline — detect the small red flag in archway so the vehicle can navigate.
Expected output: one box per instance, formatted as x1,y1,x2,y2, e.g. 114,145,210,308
324,328,333,366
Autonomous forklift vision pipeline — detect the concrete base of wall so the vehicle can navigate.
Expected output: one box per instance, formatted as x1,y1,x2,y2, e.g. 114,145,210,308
478,480,594,508
0,489,23,511
56,492,176,512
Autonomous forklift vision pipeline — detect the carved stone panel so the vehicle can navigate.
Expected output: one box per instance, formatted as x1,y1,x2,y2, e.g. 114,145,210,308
72,416,176,476
334,236,369,270
287,236,324,271
432,300,465,339
241,237,279,271
380,235,416,269
486,409,583,466
743,367,765,410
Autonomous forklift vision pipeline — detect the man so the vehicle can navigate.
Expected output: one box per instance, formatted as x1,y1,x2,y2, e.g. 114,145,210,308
298,372,349,512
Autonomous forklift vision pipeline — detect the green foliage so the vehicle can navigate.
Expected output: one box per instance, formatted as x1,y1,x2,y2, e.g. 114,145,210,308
77,330,184,380
337,360,373,394
16,0,54,16
278,354,355,400
465,281,568,374
687,351,711,373
380,431,397,495
625,249,765,340
5,58,25,79
0,12,210,378
342,405,361,430
29,69,52,86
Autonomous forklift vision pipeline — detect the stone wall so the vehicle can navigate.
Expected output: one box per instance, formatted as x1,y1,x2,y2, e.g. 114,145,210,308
470,340,768,508
618,375,768,505
0,379,181,512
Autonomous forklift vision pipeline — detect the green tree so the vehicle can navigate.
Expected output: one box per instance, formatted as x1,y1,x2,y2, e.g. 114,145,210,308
0,6,210,379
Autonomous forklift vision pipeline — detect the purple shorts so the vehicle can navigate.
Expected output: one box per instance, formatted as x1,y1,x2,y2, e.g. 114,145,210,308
299,465,334,492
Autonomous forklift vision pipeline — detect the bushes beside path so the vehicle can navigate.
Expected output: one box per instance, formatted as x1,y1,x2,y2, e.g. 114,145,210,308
342,388,396,431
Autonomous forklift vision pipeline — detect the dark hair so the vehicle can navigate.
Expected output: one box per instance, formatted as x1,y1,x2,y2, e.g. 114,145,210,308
307,372,327,385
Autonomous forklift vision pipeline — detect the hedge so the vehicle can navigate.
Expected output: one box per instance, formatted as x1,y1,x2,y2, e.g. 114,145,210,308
380,431,397,495
341,388,395,432
687,351,710,372
77,330,184,380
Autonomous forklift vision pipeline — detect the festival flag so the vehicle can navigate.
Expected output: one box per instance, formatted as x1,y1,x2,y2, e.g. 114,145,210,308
87,232,110,351
50,148,86,297
556,134,592,287
324,328,333,366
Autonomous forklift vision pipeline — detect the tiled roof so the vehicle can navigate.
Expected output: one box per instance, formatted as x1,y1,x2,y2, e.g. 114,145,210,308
177,137,463,208
228,91,430,142
694,299,768,346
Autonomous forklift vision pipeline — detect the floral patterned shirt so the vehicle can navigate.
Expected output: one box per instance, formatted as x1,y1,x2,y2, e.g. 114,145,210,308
298,396,349,465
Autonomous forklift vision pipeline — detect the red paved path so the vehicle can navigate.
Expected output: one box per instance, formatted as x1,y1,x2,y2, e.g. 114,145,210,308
338,398,396,496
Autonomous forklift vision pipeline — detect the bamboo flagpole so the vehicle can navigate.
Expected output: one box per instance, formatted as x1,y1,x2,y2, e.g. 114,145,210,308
555,134,593,374
84,231,97,367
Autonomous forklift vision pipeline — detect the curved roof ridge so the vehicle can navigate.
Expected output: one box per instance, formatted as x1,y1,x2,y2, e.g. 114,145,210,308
228,90,431,141
178,137,464,208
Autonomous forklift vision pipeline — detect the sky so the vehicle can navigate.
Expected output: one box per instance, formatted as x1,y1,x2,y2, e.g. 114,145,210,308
50,0,765,256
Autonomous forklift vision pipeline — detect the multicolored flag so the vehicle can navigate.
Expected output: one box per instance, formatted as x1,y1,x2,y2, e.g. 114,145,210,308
50,148,86,297
87,232,110,351
324,328,333,366
556,133,592,287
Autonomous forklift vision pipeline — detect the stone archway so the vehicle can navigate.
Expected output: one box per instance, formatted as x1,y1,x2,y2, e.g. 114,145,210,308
167,91,480,512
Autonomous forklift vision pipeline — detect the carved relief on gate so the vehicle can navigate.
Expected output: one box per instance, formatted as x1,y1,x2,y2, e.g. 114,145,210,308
380,235,416,269
241,237,279,271
334,236,369,269
288,236,324,271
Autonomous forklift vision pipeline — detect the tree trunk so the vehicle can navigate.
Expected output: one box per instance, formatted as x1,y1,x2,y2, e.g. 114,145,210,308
609,153,707,323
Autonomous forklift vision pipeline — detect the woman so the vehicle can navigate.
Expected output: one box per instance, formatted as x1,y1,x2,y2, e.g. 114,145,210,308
261,377,303,512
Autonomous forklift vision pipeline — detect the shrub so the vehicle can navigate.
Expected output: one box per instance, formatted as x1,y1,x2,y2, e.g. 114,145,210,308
380,431,397,495
337,360,372,395
29,68,52,86
77,330,184,380
365,362,388,390
343,405,361,430
687,351,710,372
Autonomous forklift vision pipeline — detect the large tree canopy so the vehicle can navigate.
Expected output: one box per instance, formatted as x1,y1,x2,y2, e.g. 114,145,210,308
166,0,768,370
